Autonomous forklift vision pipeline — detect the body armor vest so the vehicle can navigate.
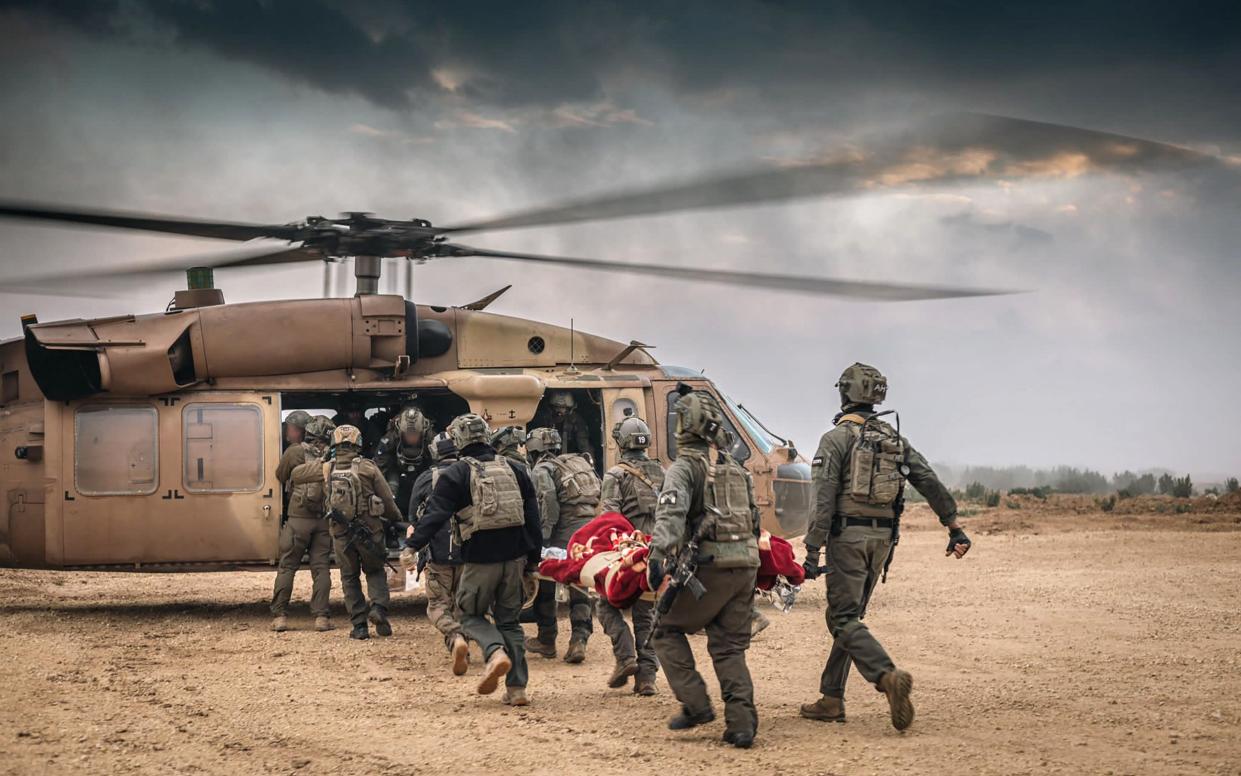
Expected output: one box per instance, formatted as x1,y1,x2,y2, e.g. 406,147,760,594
454,457,525,543
682,449,759,568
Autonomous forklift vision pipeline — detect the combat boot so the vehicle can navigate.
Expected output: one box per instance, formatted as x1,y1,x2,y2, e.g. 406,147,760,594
750,609,771,638
607,659,638,688
349,624,369,640
799,695,846,722
477,649,512,695
563,638,587,664
633,677,657,696
722,729,754,749
368,609,393,637
524,635,557,659
877,669,915,731
667,706,715,730
314,616,334,632
450,634,470,677
502,687,529,707
271,615,288,632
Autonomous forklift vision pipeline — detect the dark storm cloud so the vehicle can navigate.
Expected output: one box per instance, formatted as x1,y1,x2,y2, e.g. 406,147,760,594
5,0,1239,116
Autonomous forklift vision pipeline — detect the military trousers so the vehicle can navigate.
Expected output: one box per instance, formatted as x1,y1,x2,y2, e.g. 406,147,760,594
819,524,896,697
270,517,333,616
533,580,594,643
597,598,658,680
332,528,390,628
456,558,529,688
652,565,759,736
425,561,464,649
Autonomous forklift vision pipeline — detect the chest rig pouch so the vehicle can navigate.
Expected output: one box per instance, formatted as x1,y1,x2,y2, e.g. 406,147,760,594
686,450,759,569
552,453,601,508
455,457,525,543
617,461,661,519
842,411,907,507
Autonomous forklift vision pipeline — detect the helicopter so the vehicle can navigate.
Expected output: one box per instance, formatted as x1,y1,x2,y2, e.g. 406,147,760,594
0,113,1219,571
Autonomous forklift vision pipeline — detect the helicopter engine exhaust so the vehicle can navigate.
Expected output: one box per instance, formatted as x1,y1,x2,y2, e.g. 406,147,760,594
23,298,452,400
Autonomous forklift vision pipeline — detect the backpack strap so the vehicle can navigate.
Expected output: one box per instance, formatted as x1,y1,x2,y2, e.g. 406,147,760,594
616,460,658,492
837,413,868,426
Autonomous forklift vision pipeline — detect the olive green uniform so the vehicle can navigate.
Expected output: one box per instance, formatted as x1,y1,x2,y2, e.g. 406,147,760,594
271,443,333,617
596,452,665,682
649,442,761,738
326,449,403,628
531,455,599,644
806,413,957,698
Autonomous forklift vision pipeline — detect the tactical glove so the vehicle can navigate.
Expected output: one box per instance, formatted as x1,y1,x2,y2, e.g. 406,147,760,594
946,527,971,556
646,556,667,591
802,545,822,580
398,547,418,572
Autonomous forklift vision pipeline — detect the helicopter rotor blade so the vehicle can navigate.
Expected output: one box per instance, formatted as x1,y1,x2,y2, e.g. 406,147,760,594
443,244,1017,301
0,200,304,242
0,241,321,293
441,113,1222,235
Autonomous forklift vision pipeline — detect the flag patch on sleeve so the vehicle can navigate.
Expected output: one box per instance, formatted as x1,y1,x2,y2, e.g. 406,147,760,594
659,492,678,506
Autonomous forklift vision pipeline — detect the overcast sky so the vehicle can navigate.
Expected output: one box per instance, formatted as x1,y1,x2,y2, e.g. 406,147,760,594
1,1,1238,479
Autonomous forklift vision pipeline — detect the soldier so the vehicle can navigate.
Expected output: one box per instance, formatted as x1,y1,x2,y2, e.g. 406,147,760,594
596,416,664,695
524,427,600,664
531,391,592,457
799,363,971,731
400,431,470,675
283,410,312,451
374,404,434,518
647,388,762,749
407,414,543,705
490,425,528,468
271,415,336,633
323,424,403,640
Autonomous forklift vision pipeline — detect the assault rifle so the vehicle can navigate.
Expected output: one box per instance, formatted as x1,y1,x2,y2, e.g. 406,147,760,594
642,508,719,649
327,509,398,574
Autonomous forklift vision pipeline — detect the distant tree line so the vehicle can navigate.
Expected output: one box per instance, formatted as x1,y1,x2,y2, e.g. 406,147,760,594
933,465,1239,502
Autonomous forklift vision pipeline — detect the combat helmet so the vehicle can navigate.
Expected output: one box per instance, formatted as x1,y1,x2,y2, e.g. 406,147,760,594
395,405,432,437
525,427,562,457
612,416,652,451
673,389,731,448
285,410,312,430
448,414,491,450
491,425,525,455
548,391,575,410
836,362,887,407
332,424,363,448
429,431,457,463
305,415,336,442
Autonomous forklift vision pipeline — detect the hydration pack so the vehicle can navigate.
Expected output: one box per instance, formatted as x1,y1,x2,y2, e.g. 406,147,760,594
455,457,525,543
841,411,907,508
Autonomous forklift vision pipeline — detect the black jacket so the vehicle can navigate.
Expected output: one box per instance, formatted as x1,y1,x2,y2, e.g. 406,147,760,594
408,443,542,566
409,464,458,565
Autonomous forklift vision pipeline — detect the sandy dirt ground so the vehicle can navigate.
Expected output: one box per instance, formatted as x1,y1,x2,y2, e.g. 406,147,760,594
2,504,1239,776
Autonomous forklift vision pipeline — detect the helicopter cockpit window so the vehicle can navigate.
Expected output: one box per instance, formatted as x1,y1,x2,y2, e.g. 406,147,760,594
74,405,159,496
183,403,264,493
665,390,751,463
722,394,779,455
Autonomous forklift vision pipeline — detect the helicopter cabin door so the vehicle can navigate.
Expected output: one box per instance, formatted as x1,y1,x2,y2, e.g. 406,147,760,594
60,391,281,566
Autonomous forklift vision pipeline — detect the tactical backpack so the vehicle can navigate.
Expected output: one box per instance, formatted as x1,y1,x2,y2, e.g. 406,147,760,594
454,456,525,543
840,411,907,508
551,453,601,507
322,456,364,516
289,447,327,517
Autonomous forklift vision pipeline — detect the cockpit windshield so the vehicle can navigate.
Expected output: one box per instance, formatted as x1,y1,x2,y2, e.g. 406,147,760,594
722,394,783,455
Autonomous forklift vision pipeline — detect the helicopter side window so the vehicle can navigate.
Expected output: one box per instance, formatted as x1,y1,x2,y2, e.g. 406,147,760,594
183,403,264,493
74,405,159,496
665,390,751,463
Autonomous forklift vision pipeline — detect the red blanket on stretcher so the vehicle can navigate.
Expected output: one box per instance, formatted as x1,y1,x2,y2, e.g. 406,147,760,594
538,512,804,608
